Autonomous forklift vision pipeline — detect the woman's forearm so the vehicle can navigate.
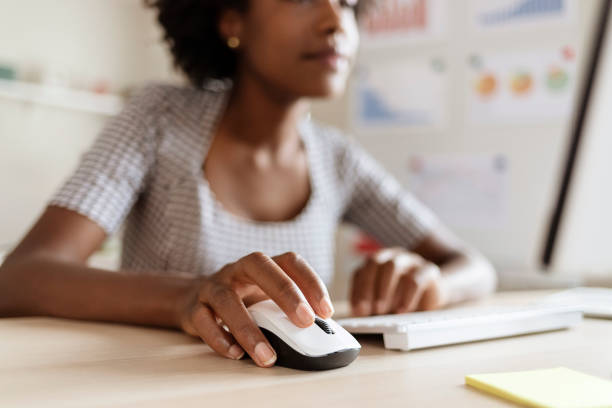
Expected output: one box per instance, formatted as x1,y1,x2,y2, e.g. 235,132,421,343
439,252,498,306
0,255,195,329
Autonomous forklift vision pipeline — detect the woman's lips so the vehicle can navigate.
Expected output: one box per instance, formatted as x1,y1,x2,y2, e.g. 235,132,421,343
303,49,349,71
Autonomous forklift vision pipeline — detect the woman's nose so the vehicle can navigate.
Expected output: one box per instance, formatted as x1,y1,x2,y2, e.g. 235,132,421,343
316,0,344,36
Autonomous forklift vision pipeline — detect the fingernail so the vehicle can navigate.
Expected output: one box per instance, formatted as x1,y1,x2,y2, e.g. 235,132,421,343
228,344,244,360
296,302,315,326
320,298,335,317
254,342,276,366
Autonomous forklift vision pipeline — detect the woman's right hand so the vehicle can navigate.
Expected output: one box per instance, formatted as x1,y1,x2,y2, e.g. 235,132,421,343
177,251,334,368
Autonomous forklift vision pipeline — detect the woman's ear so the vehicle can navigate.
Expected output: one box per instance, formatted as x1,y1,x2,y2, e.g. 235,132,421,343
218,9,245,46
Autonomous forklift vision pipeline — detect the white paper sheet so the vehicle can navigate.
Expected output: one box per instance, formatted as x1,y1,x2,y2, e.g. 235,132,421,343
468,0,577,32
353,56,448,128
467,46,578,124
360,0,447,47
408,154,509,229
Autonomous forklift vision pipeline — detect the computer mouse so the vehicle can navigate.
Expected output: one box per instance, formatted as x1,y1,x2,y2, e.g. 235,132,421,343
248,299,361,371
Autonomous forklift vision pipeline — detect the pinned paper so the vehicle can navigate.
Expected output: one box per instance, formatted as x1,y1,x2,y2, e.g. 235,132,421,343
353,56,448,129
360,0,447,47
469,0,577,32
408,154,509,229
467,46,578,124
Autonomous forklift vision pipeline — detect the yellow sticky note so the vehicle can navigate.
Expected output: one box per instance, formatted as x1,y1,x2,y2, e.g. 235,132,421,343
466,367,612,408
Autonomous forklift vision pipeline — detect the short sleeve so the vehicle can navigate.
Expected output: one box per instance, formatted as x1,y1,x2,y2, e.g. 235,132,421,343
48,85,162,236
335,134,439,250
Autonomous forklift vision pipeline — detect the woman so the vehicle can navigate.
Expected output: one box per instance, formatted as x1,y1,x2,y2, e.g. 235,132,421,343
0,0,496,368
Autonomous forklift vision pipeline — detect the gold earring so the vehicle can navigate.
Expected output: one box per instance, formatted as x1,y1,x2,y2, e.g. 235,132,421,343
227,37,240,49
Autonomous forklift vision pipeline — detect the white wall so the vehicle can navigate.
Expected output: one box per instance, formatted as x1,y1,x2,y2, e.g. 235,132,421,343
0,0,180,250
0,0,175,90
314,0,604,274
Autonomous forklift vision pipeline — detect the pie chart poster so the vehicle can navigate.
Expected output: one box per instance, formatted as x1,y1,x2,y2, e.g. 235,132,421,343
467,45,577,124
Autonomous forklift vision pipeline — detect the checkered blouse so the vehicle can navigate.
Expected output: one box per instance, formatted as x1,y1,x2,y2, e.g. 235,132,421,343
49,82,437,285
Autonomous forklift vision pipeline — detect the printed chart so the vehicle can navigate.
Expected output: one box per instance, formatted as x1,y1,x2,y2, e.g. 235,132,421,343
360,0,447,46
467,45,578,124
353,56,448,128
469,0,576,32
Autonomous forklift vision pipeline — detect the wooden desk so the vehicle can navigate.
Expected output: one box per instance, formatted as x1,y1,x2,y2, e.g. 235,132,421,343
2,291,611,407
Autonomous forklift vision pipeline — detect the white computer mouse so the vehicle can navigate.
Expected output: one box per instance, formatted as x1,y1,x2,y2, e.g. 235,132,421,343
248,299,361,371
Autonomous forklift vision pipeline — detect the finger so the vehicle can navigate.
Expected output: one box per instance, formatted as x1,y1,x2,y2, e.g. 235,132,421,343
191,303,245,361
417,265,443,311
373,260,399,315
181,303,200,337
375,253,426,314
418,285,441,311
237,252,315,328
349,264,365,315
392,265,436,314
273,252,334,319
351,249,401,316
391,273,419,314
205,284,277,368
242,290,268,308
350,258,378,316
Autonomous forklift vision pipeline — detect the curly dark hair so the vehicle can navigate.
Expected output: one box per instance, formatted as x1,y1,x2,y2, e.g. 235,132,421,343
144,0,375,88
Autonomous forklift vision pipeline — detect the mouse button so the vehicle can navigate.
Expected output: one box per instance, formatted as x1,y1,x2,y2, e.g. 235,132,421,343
289,325,357,356
325,321,362,349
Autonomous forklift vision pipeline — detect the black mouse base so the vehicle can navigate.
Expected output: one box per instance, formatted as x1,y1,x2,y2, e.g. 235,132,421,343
260,328,360,371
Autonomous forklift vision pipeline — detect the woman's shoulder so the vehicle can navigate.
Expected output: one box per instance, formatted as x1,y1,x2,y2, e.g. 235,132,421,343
306,120,355,153
306,120,369,166
124,80,229,122
305,120,378,193
307,120,395,191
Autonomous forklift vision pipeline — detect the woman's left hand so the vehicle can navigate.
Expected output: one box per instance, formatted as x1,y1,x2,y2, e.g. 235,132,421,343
349,247,447,317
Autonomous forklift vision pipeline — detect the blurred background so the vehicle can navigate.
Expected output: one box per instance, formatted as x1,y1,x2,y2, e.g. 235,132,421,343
1,0,611,299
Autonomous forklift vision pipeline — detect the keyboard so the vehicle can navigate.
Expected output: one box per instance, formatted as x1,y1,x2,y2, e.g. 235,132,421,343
336,304,582,351
539,287,612,319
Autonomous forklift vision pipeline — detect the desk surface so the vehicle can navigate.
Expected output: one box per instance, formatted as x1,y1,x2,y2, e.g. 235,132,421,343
2,291,611,408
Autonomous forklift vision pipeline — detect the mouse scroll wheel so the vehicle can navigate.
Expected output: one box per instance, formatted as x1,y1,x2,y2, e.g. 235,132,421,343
314,317,335,334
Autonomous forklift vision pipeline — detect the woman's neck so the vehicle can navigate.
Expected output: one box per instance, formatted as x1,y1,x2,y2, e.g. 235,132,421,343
218,71,310,154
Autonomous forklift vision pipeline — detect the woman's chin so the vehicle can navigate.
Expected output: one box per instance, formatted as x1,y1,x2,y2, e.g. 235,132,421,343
300,80,349,99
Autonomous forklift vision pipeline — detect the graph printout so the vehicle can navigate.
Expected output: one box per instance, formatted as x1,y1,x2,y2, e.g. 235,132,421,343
469,0,577,32
360,0,447,46
353,56,448,128
467,46,577,124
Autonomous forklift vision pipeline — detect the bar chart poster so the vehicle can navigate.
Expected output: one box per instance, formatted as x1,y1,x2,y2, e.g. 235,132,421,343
467,45,578,124
469,0,577,32
360,0,447,47
352,56,448,128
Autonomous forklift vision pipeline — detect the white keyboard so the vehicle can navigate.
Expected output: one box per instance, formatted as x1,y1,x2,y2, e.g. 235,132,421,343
539,287,612,319
336,304,582,351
